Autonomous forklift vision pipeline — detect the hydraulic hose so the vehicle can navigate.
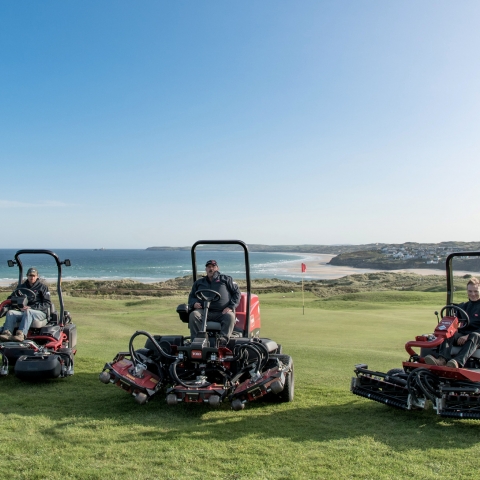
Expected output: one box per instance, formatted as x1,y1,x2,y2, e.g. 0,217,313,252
129,330,177,367
234,343,269,372
170,359,211,389
407,368,441,403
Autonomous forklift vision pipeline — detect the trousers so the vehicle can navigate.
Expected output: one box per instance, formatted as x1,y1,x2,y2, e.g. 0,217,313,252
2,309,47,335
188,309,235,339
438,331,480,367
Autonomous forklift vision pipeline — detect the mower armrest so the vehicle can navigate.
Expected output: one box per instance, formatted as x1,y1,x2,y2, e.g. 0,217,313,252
0,299,12,319
176,304,190,323
405,336,445,357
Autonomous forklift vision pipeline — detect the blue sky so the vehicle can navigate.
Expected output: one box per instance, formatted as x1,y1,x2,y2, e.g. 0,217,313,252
1,1,479,248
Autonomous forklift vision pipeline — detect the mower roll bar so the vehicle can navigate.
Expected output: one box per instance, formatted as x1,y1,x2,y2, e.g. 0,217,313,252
8,249,71,325
191,240,251,338
446,251,480,305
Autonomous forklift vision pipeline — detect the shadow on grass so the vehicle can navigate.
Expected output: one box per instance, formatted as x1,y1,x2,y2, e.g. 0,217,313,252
2,370,480,451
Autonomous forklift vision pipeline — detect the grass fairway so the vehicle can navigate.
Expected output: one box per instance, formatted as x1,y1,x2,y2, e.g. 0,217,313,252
1,291,480,479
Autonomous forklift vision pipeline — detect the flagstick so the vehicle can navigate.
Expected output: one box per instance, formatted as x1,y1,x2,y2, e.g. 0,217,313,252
302,271,305,315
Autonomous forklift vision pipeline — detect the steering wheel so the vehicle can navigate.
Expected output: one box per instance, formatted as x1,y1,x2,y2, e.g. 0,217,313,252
195,289,221,303
440,304,470,328
14,288,37,302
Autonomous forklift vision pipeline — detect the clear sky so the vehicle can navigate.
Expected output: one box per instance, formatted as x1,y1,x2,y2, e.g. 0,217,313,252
1,1,479,248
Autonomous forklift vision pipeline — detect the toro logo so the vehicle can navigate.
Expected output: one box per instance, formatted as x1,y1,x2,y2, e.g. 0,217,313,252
191,350,202,359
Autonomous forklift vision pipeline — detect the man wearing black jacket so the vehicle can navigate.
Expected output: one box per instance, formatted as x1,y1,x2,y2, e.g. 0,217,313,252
425,277,480,368
188,259,241,345
0,268,52,342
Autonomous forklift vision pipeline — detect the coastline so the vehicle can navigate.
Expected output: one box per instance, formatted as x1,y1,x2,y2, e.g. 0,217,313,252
1,251,474,287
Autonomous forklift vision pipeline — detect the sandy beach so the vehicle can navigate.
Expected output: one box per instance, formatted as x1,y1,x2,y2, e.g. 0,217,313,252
276,253,473,280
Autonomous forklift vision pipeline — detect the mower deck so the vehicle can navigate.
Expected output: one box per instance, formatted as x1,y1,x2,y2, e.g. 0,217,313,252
351,362,480,418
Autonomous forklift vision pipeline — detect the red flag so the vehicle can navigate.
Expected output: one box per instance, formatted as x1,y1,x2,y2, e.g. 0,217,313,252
301,263,306,273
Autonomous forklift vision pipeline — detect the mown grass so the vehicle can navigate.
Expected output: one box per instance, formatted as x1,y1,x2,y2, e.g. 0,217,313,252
1,291,480,479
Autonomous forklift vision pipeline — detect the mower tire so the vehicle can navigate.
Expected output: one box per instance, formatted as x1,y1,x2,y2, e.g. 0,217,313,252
277,354,294,403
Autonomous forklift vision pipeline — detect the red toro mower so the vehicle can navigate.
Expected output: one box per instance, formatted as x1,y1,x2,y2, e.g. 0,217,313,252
0,250,76,380
100,240,294,410
351,251,480,419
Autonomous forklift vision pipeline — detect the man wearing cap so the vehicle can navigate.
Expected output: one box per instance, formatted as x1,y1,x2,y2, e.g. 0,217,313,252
188,259,241,346
0,268,52,342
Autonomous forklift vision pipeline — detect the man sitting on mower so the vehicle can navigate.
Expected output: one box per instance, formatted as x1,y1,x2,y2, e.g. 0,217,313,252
0,267,52,342
188,259,241,346
425,277,480,368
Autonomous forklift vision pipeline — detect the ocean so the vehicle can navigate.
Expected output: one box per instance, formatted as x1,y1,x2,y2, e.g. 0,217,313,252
0,249,310,284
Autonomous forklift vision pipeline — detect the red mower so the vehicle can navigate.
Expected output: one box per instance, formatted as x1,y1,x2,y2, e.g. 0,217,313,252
100,240,294,410
0,250,76,380
351,251,480,419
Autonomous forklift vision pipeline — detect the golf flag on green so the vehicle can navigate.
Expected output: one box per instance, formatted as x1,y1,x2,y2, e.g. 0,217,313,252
301,263,306,314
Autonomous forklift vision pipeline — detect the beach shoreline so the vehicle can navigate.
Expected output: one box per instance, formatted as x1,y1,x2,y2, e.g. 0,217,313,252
0,251,471,287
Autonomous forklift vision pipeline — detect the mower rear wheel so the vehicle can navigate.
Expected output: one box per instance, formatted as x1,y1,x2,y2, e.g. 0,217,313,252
277,355,294,403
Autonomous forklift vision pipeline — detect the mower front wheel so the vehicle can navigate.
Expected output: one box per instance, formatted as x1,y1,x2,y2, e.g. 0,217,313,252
277,355,294,403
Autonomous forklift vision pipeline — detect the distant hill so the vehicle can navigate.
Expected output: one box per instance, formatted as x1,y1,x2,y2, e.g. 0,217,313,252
328,242,480,271
147,241,480,256
146,243,386,254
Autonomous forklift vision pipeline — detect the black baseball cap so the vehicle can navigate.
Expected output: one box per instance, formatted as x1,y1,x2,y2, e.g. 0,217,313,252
205,260,218,267
27,268,38,276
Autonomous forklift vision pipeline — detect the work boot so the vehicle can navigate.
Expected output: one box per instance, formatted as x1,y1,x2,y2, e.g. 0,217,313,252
424,355,446,366
218,336,229,348
446,359,459,368
10,331,25,342
0,330,12,342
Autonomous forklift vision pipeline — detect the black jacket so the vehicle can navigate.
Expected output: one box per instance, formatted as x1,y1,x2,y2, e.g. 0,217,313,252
188,271,241,312
457,299,480,334
9,279,52,314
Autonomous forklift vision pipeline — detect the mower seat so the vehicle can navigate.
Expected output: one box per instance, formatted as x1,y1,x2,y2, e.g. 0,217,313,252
8,310,49,330
206,321,221,332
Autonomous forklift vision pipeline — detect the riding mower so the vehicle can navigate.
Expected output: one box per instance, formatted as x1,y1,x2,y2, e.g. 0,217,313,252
0,249,76,380
100,240,294,410
351,251,480,419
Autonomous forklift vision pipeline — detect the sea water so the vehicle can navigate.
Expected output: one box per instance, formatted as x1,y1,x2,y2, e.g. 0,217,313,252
0,249,307,284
